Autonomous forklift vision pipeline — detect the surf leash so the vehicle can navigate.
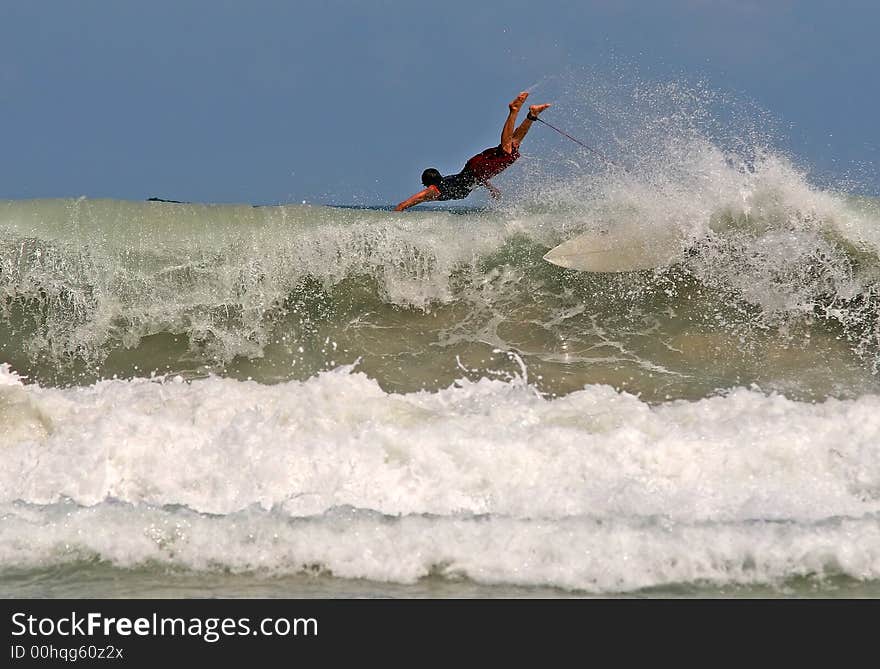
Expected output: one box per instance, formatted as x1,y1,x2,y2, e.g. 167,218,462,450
531,116,627,172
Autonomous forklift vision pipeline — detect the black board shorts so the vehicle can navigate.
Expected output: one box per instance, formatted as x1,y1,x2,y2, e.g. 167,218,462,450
436,170,478,201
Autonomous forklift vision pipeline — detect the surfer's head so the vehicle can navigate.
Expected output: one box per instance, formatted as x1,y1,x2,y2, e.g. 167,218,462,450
421,168,442,187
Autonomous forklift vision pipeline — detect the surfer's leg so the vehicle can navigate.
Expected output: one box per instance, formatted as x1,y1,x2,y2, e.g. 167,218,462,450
512,103,552,148
501,91,528,153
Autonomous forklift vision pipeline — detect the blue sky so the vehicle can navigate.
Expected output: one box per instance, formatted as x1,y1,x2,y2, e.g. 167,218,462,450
1,1,877,204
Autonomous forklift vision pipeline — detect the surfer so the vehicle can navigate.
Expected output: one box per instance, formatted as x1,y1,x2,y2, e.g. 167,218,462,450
394,91,551,211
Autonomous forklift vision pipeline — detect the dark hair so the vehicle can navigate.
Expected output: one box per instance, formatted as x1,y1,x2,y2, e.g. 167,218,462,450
421,168,442,187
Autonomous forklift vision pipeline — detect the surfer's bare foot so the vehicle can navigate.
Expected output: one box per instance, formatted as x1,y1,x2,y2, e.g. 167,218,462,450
509,91,529,113
529,103,551,117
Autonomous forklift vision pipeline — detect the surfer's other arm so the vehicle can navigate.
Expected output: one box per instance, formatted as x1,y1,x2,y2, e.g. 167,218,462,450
395,186,440,212
484,180,501,200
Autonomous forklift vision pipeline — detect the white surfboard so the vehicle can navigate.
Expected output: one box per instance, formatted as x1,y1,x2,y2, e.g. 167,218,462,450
543,222,685,272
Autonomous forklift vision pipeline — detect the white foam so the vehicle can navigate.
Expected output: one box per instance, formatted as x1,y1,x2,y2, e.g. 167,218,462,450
3,503,880,593
2,363,880,590
2,364,879,520
0,200,526,363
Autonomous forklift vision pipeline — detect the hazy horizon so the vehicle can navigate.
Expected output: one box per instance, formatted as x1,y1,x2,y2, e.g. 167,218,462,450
2,1,877,205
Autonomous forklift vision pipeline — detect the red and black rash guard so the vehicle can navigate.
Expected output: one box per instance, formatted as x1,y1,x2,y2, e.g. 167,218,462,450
464,145,520,182
435,145,520,201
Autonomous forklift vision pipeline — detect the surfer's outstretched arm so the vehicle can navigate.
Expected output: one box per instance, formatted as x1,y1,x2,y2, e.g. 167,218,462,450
484,180,501,200
395,186,440,212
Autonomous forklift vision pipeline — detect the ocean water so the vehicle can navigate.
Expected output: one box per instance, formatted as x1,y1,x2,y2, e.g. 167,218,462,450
2,83,880,598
